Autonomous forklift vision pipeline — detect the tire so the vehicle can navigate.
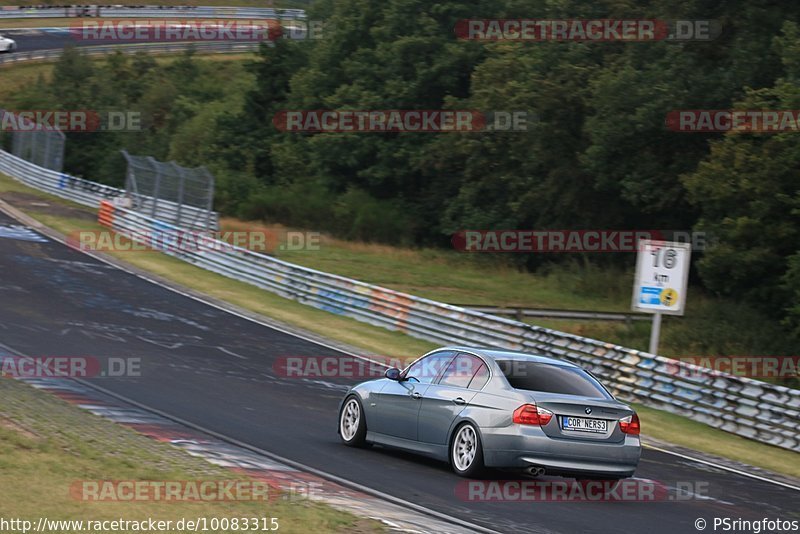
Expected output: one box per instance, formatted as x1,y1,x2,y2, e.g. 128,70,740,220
450,422,485,477
339,395,368,447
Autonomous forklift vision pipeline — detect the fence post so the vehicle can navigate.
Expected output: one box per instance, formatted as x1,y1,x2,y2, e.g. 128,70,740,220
148,156,161,219
205,168,215,231
172,161,186,226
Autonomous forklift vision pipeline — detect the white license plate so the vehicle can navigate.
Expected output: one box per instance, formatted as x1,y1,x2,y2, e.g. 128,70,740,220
561,416,607,433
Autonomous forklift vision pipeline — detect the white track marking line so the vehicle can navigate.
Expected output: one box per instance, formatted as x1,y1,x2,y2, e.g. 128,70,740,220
0,201,796,495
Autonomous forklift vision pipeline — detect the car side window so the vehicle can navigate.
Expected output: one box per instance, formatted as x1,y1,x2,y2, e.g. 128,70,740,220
404,351,455,384
439,354,485,388
467,363,490,390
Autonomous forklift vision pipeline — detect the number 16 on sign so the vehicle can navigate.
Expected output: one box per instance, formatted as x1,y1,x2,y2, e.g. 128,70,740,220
631,240,691,355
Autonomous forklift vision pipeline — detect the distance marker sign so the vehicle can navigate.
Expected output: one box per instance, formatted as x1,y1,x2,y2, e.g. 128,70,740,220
632,240,691,315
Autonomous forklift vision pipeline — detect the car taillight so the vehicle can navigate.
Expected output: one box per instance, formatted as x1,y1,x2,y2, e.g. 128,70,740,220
619,413,640,435
513,403,554,426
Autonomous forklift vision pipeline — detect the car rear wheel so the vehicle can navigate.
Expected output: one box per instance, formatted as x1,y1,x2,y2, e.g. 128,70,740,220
339,396,368,447
450,422,484,477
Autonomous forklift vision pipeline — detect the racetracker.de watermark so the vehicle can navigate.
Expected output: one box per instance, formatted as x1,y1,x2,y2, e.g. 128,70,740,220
274,356,404,379
70,480,277,502
68,19,327,41
273,110,532,133
669,356,799,379
666,110,800,133
452,230,711,253
0,356,141,378
69,19,283,42
454,19,720,41
456,479,710,502
67,229,320,253
0,110,141,132
273,356,559,379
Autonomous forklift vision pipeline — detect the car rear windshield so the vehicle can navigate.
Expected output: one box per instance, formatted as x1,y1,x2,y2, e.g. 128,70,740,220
495,360,612,399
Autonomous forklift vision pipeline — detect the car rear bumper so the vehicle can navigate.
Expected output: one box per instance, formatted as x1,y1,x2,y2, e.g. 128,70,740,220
481,426,641,478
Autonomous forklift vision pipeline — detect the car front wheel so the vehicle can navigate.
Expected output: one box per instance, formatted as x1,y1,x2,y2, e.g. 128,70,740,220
450,422,485,477
339,395,368,447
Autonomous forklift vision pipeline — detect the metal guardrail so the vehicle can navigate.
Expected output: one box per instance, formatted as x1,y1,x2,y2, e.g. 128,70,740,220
0,149,219,231
0,18,796,453
453,305,651,323
0,40,259,227
0,6,307,20
0,40,262,66
93,202,800,452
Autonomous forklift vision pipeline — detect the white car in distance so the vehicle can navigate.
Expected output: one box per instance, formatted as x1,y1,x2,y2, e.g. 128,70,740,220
0,34,16,53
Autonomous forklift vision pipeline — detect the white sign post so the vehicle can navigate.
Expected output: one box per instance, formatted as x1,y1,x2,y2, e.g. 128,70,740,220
632,240,691,355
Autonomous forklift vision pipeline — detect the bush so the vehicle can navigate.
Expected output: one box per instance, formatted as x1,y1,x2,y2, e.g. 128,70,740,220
333,189,417,245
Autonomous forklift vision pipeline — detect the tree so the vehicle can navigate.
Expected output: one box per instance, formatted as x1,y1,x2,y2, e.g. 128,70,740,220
683,22,800,326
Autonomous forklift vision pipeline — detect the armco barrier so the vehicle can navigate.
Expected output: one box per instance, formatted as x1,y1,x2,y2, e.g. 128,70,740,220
0,149,219,230
95,201,800,452
0,41,262,67
1,25,795,452
0,39,257,230
0,6,307,20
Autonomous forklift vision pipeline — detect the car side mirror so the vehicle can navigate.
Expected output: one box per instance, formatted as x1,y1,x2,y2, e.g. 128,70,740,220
385,367,401,381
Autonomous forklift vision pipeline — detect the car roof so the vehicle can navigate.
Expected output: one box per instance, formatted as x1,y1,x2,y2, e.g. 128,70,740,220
438,346,580,368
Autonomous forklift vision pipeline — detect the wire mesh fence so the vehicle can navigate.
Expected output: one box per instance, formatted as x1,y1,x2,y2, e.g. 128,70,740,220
0,110,65,172
122,150,216,231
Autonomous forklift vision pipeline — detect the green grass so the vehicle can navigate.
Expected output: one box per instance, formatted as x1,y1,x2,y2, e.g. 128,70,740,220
636,403,800,479
0,61,52,92
0,378,379,532
0,172,797,479
276,234,629,310
229,219,797,362
0,53,256,95
0,174,433,362
41,212,435,362
1,31,791,362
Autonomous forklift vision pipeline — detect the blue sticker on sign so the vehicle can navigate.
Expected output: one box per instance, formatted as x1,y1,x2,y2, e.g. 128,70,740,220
639,286,661,305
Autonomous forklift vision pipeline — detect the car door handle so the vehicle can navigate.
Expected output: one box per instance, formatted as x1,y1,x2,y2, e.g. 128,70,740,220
453,397,466,405
411,392,423,399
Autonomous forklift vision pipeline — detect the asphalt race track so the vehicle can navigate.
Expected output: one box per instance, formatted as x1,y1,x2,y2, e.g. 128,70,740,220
1,27,107,53
1,27,265,53
0,210,796,533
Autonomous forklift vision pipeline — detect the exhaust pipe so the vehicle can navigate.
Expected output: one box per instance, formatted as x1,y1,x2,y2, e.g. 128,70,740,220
526,466,546,477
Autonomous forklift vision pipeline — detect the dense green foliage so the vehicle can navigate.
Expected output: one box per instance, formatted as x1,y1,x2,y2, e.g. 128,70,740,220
4,0,799,340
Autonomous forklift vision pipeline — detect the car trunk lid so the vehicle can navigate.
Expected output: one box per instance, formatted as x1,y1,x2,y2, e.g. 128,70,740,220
526,392,633,442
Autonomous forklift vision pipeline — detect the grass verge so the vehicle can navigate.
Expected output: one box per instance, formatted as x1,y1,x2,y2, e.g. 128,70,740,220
224,219,799,362
0,377,379,532
635,404,800,479
0,174,434,361
0,53,256,93
0,172,796,479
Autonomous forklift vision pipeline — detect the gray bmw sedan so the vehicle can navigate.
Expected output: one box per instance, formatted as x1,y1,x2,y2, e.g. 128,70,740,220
338,347,641,480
